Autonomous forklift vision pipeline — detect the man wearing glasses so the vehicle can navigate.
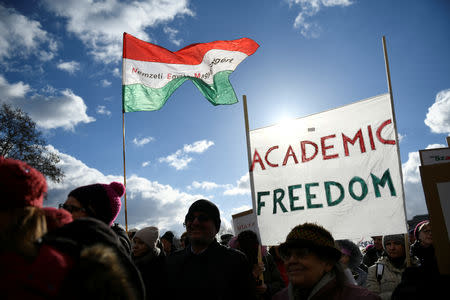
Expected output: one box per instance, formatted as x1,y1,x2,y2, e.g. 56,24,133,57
165,199,256,300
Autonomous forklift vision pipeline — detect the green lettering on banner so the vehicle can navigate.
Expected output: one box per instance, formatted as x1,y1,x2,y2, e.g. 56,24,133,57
257,191,269,215
349,176,368,201
273,188,288,214
288,184,304,211
306,183,322,208
371,169,397,197
325,181,345,206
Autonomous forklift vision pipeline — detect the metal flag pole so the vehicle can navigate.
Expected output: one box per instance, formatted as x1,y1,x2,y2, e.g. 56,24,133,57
243,95,264,283
122,32,128,232
382,35,410,266
122,110,128,232
242,95,257,227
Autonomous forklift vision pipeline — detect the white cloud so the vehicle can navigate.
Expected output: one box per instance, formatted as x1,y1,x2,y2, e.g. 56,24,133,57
0,75,30,98
142,161,150,167
424,89,450,134
231,205,252,215
0,4,58,60
0,74,95,130
42,0,194,63
159,149,192,170
183,140,214,153
224,173,251,196
133,136,155,147
397,133,405,143
187,180,222,190
113,68,120,77
57,60,80,74
402,143,446,218
44,146,206,234
160,140,214,170
96,105,111,116
163,26,182,46
101,79,111,87
288,0,353,38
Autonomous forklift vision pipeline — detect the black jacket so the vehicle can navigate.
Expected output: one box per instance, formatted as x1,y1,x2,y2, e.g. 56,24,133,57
42,218,145,299
133,249,166,300
111,223,132,256
166,241,256,300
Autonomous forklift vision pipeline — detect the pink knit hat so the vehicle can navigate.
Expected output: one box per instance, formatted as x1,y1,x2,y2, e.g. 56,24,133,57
101,182,125,225
414,220,430,240
0,156,47,209
68,181,125,226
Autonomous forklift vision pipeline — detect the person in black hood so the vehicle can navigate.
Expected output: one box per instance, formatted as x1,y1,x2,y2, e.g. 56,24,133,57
165,199,256,300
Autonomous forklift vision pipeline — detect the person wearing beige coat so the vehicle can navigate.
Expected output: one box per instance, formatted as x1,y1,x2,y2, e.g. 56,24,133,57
366,234,418,300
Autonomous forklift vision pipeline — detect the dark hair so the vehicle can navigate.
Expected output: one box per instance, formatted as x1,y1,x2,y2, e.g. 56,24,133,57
269,246,282,262
68,184,111,223
336,239,362,269
161,231,174,244
185,199,221,232
237,230,259,264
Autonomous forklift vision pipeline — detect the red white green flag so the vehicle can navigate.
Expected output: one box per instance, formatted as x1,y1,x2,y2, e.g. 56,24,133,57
122,33,259,112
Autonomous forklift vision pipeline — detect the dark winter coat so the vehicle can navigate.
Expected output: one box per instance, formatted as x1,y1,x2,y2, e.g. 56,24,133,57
410,241,438,274
165,240,256,300
111,222,132,256
260,254,285,299
133,249,166,300
363,246,383,268
42,218,145,299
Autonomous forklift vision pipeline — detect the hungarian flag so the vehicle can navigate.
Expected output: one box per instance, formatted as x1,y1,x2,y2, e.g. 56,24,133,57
122,33,259,112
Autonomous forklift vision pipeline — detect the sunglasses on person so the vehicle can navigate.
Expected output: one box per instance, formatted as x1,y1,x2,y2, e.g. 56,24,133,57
185,214,211,223
58,203,86,213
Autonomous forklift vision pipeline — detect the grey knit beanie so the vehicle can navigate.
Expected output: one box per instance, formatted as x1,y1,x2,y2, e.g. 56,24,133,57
134,226,159,249
382,234,404,250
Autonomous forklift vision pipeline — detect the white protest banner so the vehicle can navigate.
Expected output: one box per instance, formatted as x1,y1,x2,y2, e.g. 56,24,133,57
232,209,259,236
249,94,407,245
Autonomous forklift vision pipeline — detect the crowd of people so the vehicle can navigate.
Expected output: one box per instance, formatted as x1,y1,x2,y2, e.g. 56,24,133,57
0,157,447,299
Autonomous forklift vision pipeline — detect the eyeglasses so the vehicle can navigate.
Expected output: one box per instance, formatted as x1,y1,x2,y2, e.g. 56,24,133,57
279,247,312,260
58,203,86,213
185,214,211,223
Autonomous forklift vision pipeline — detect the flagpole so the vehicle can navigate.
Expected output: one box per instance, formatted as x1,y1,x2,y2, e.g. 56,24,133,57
382,36,410,266
122,32,128,232
243,95,257,221
122,110,128,232
243,94,264,281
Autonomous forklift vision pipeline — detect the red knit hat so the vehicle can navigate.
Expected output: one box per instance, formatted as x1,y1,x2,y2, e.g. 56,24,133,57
43,207,73,231
0,157,47,209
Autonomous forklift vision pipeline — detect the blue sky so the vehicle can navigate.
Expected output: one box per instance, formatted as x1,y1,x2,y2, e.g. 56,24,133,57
1,0,449,238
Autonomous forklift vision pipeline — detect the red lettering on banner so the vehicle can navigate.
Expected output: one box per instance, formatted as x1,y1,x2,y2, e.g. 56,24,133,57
301,141,318,162
342,129,366,157
265,146,279,168
376,119,396,145
368,125,376,150
282,145,299,166
250,149,266,171
321,135,339,160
